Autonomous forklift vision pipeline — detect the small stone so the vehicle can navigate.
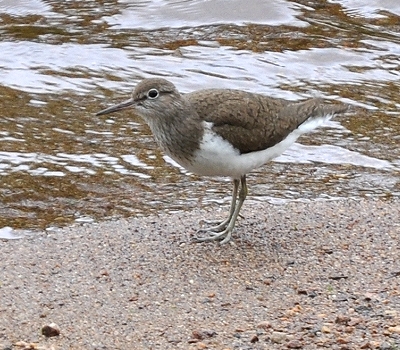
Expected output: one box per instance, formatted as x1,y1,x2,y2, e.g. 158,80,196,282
250,335,259,343
264,279,273,286
388,325,400,334
256,321,271,330
337,337,349,344
335,315,350,324
297,289,308,295
285,304,303,317
191,329,216,340
203,330,217,338
339,346,352,350
192,330,204,340
307,291,317,298
41,322,60,337
270,331,292,344
285,309,297,317
197,342,207,349
321,247,334,254
348,317,362,326
167,338,181,344
369,341,380,348
321,325,331,333
344,326,355,333
329,275,348,280
384,309,397,316
286,339,303,348
292,304,302,312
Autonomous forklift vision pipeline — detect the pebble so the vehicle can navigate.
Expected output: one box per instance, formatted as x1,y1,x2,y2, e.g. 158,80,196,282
256,321,271,330
190,329,217,341
348,317,363,326
344,326,355,333
41,323,60,337
285,304,303,316
384,309,397,317
286,339,303,348
191,330,204,340
388,325,400,334
270,331,293,344
337,337,349,344
321,325,331,333
335,315,351,324
250,335,259,343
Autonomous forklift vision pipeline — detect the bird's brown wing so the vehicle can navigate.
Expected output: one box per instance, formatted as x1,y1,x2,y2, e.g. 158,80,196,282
187,89,332,154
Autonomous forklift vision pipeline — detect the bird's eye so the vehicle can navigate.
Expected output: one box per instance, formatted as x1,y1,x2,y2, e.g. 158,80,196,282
147,88,159,99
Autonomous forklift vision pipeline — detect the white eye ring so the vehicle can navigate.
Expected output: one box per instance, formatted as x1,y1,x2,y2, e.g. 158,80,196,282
147,88,159,99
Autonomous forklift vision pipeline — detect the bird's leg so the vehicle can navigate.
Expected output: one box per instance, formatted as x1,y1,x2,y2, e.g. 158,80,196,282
199,178,239,232
194,175,247,244
218,175,247,244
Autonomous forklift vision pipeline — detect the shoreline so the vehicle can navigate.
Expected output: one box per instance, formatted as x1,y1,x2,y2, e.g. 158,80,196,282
1,197,399,349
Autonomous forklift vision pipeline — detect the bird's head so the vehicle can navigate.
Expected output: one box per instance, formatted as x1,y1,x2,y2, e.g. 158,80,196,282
96,78,183,123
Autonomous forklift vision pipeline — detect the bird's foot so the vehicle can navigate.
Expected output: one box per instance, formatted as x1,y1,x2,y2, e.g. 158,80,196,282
198,219,229,233
198,212,245,234
193,176,246,245
193,226,234,244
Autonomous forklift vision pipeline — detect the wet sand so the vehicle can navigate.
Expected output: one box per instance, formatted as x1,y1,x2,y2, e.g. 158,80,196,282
1,198,399,349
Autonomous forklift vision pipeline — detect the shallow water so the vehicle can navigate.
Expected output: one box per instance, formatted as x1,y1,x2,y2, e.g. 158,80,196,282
0,0,399,234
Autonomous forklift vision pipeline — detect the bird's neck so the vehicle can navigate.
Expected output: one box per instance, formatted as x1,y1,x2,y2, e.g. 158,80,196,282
147,108,204,165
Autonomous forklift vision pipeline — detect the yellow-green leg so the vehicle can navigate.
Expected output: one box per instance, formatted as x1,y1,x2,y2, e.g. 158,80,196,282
194,175,247,244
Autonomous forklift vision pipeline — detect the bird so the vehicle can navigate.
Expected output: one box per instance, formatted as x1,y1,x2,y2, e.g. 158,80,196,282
96,78,349,244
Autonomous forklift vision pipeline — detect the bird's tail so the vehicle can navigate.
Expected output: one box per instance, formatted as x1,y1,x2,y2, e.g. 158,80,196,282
293,99,350,133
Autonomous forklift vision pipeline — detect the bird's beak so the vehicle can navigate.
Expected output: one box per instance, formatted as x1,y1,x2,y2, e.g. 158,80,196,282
96,98,135,116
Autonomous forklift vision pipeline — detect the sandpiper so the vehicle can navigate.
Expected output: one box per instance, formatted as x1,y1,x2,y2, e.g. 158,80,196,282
96,78,349,244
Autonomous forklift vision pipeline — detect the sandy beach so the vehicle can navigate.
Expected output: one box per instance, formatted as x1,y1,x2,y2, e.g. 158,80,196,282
1,198,399,349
